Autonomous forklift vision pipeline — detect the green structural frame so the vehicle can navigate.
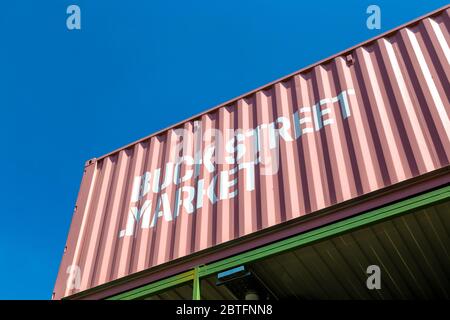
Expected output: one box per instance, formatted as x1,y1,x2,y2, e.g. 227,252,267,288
107,185,450,300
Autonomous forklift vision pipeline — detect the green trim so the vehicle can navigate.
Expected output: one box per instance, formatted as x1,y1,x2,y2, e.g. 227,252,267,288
108,185,450,300
192,266,201,300
107,270,194,300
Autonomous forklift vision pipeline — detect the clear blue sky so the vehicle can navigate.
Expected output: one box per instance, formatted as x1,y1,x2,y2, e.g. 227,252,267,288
0,0,447,299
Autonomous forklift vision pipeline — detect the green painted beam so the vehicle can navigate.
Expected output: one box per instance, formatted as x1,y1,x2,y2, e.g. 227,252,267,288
198,185,450,278
107,270,194,300
192,266,201,300
108,185,450,300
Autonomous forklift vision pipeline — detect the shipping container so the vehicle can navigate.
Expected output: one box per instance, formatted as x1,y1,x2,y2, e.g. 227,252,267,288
53,5,450,299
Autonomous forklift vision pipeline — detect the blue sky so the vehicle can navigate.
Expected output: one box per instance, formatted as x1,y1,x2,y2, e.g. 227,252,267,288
0,0,447,299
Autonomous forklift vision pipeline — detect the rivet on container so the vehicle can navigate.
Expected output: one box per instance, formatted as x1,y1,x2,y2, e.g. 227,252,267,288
346,53,354,65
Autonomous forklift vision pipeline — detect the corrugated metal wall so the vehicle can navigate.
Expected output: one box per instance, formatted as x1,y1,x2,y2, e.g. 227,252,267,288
54,6,450,299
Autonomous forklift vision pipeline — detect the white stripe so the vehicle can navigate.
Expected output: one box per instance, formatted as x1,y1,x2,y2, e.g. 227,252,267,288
384,38,433,171
299,117,312,124
320,98,331,105
321,108,331,115
429,18,450,66
406,28,450,140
